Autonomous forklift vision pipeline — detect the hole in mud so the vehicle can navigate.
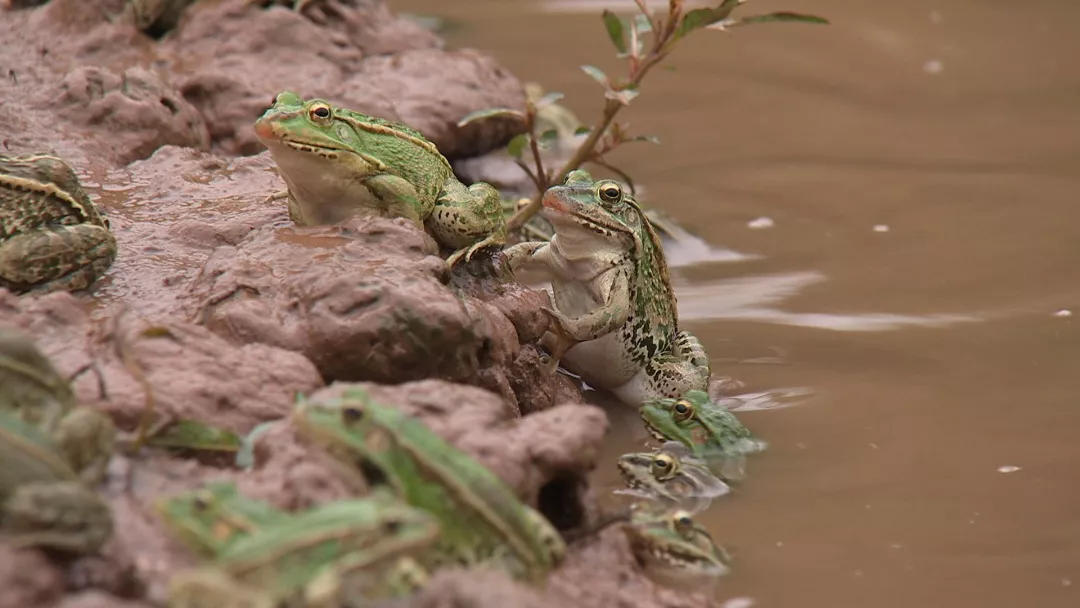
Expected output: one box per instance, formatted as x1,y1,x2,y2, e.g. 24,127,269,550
537,474,585,531
159,97,179,114
477,338,493,366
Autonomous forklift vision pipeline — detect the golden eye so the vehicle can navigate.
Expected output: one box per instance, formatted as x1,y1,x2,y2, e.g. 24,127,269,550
652,453,674,473
672,399,694,422
671,511,695,532
309,103,332,122
597,182,621,203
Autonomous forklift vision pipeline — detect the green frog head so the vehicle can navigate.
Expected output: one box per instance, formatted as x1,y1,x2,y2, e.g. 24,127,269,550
639,390,767,463
155,481,291,557
539,169,644,259
623,508,731,581
617,448,730,510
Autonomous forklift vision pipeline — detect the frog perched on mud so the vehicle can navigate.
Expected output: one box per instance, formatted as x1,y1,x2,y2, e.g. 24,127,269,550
0,153,117,294
254,91,507,267
502,170,711,406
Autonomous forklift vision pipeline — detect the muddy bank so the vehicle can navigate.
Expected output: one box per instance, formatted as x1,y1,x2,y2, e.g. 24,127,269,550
0,1,715,607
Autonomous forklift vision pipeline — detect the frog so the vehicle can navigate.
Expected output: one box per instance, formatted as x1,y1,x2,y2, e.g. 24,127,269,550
254,91,507,267
292,387,565,583
639,389,767,474
155,481,293,558
0,153,117,294
501,169,710,406
623,508,731,583
0,410,113,554
0,328,117,486
166,491,440,608
616,446,730,513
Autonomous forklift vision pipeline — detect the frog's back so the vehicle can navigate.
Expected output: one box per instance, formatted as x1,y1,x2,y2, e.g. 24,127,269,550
0,154,105,239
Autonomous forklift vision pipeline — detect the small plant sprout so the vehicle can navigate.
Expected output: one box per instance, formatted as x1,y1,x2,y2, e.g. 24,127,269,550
458,0,828,234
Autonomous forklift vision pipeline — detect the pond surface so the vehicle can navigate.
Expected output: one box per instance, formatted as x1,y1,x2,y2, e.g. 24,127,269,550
396,1,1080,606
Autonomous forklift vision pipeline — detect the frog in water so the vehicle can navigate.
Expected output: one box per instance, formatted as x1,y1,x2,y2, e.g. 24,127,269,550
640,390,766,473
292,387,565,583
0,153,117,294
166,491,440,607
623,508,731,585
501,170,710,406
254,91,507,267
616,446,730,513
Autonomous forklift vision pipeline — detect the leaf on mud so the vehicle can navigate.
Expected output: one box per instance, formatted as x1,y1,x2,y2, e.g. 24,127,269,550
506,133,529,159
235,420,281,470
534,91,566,111
146,419,242,453
602,10,627,54
140,326,177,339
456,107,526,128
718,12,830,30
580,64,611,88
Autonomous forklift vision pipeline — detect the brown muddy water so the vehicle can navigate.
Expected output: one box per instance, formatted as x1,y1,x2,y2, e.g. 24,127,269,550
396,0,1080,606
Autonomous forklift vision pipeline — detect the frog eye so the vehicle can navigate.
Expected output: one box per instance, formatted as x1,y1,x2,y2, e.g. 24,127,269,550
381,518,403,534
671,511,695,532
651,453,675,474
672,399,694,422
597,181,622,204
309,102,332,122
192,491,213,511
341,406,365,424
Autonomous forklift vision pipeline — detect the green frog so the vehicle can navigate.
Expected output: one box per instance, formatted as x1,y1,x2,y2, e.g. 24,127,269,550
167,491,440,608
254,91,507,267
639,389,766,473
0,410,113,553
156,481,293,558
0,328,117,486
0,153,117,294
292,387,565,583
501,170,710,406
623,508,731,583
616,447,729,513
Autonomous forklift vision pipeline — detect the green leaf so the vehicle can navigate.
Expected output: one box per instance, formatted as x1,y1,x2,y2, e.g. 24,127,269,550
728,12,830,27
573,126,592,136
539,129,560,146
534,91,565,111
507,133,529,159
675,0,743,39
146,419,242,453
633,13,652,34
235,420,280,469
580,64,610,88
602,10,627,54
605,87,640,106
457,107,526,128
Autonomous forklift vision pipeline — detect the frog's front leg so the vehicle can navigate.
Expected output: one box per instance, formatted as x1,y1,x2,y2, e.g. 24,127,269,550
0,225,116,293
363,174,427,228
499,241,550,277
168,567,277,608
540,267,632,375
641,330,712,399
52,406,117,487
429,180,506,267
2,480,113,553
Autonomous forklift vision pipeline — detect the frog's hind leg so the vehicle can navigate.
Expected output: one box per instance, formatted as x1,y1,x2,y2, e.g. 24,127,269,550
430,180,507,266
3,481,113,553
640,331,712,399
0,225,116,294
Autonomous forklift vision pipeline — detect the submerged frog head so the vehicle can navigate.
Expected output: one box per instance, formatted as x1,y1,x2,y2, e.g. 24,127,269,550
623,508,730,581
540,169,643,258
254,91,439,188
0,328,76,429
617,449,730,508
639,390,767,463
